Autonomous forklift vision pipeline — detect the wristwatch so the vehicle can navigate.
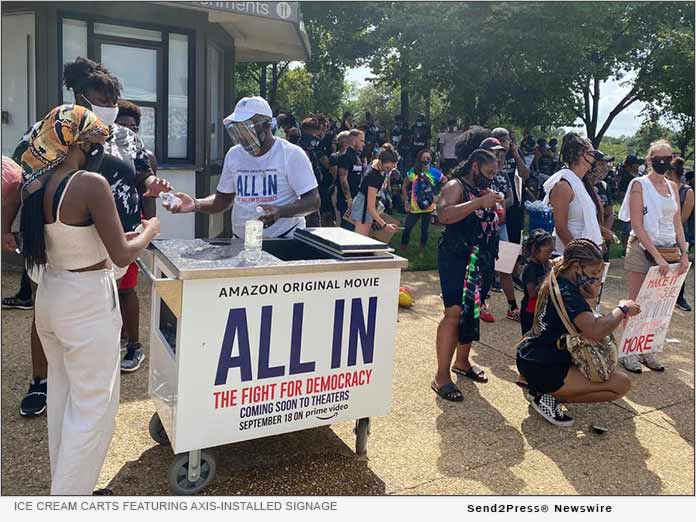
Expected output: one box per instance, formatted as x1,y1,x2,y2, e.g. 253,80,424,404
617,305,629,317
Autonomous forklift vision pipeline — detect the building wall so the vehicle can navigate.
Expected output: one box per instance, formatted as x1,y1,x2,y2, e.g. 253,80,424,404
2,2,239,242
153,169,197,239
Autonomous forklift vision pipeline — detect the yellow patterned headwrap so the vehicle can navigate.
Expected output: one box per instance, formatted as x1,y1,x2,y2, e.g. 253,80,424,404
19,104,109,196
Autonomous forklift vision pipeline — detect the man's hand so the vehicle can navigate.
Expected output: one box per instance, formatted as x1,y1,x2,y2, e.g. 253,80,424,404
164,192,196,214
2,232,17,253
143,177,173,197
258,205,281,227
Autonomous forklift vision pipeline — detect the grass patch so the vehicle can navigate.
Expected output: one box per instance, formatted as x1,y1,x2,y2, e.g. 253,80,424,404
383,212,442,271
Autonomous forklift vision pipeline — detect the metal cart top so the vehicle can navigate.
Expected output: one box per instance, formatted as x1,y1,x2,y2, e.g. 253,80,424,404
148,237,408,280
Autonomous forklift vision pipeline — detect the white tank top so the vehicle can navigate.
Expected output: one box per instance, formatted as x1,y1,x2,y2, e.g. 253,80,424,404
44,172,109,270
653,183,678,247
626,177,678,247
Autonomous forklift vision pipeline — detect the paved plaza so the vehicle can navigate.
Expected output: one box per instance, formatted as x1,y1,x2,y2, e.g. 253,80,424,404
1,265,693,495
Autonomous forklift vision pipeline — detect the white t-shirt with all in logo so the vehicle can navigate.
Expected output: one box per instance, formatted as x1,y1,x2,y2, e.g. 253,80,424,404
217,138,318,238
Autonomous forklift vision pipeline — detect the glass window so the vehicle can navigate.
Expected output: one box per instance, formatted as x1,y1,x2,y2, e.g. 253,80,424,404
61,19,87,103
168,34,189,159
139,106,156,152
101,44,157,102
207,43,224,160
94,23,162,42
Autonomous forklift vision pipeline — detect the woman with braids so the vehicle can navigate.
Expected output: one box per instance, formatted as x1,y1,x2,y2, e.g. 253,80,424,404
432,140,502,401
618,140,690,373
542,133,603,255
19,105,159,494
517,239,637,426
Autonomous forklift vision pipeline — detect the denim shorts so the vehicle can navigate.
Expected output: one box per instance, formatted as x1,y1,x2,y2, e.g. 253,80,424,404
349,192,373,224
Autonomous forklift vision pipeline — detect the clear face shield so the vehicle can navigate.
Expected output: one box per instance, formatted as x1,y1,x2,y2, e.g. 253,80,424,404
224,117,271,156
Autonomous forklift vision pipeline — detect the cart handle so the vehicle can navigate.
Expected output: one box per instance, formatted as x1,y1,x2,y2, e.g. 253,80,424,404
135,255,170,284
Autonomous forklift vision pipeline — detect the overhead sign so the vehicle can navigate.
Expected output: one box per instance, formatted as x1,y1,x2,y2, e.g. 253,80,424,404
618,264,691,358
186,1,299,23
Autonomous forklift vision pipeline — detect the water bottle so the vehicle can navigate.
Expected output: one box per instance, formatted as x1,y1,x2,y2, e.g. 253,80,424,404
161,192,182,210
244,219,264,253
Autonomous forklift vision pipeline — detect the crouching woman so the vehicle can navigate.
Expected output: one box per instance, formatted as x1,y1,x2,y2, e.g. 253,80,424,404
516,239,638,426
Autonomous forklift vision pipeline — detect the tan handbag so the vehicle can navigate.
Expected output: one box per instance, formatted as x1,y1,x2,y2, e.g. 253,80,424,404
653,246,682,263
549,271,618,383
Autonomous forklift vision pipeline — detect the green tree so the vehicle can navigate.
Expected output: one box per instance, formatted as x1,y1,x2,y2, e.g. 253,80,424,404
534,1,694,147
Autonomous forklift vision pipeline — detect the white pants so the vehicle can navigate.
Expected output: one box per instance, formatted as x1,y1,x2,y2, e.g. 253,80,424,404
35,268,122,495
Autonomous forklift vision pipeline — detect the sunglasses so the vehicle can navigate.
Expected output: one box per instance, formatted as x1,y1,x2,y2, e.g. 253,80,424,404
651,156,673,163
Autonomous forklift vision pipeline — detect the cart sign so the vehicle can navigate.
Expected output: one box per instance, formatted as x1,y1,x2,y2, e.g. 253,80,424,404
173,269,399,452
186,1,299,22
618,264,691,358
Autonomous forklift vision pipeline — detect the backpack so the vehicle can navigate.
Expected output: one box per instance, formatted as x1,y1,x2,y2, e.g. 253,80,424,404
413,171,435,210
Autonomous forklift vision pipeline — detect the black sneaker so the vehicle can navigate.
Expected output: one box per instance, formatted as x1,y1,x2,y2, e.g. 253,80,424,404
20,378,47,417
121,343,145,373
531,393,574,427
2,296,33,310
676,297,692,312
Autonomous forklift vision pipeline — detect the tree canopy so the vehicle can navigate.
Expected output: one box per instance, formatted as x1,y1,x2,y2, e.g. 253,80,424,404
234,1,693,151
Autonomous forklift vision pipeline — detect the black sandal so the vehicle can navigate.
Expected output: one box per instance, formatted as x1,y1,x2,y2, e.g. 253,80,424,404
452,365,488,383
431,381,464,402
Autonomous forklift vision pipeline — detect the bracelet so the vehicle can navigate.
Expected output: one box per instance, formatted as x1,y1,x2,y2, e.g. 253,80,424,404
194,198,201,212
617,305,629,318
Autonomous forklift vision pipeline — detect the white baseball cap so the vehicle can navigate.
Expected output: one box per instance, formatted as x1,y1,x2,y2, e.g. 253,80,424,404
225,96,273,123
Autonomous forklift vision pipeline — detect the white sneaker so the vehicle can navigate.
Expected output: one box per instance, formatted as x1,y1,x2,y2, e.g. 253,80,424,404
531,393,574,427
639,353,665,372
621,354,642,373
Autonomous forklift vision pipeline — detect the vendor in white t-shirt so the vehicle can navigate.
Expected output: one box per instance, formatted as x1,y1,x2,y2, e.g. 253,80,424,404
165,96,319,238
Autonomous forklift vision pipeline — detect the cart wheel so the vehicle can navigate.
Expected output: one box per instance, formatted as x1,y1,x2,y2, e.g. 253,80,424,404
355,418,370,456
148,413,170,446
168,451,216,495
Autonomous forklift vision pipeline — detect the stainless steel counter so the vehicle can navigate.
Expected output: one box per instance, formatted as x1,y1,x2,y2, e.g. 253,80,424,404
148,238,408,280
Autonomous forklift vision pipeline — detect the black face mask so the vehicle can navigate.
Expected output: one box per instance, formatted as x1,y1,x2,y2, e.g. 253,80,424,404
83,143,105,172
651,159,670,175
420,160,431,167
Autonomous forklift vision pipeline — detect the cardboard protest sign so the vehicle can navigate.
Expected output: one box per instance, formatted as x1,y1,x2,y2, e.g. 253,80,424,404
618,264,691,359
495,241,522,274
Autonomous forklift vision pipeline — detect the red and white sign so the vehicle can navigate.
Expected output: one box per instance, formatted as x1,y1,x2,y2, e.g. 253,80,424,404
618,264,691,358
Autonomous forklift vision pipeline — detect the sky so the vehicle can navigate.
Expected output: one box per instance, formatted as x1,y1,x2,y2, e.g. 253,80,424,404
346,66,646,138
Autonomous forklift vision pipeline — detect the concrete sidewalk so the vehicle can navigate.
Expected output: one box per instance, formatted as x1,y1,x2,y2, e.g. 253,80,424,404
1,265,693,495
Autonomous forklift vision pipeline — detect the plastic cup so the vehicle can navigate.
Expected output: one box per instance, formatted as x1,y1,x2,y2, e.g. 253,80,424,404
244,220,263,251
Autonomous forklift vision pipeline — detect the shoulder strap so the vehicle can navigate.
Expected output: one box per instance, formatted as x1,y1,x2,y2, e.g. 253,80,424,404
548,271,579,336
52,170,83,222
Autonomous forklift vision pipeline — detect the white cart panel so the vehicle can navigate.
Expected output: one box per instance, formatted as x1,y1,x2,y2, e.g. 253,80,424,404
172,269,400,453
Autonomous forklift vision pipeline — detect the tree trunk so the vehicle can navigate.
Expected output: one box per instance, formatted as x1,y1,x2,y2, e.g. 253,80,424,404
269,63,279,109
424,87,432,123
259,64,267,99
399,52,410,124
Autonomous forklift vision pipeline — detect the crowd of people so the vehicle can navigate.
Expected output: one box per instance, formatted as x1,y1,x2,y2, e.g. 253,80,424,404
0,53,693,493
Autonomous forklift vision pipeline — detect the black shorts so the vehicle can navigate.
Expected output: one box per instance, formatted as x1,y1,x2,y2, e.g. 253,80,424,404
516,356,571,394
438,245,468,308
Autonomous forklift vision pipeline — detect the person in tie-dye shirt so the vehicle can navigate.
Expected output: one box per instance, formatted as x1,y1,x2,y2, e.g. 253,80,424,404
400,149,446,256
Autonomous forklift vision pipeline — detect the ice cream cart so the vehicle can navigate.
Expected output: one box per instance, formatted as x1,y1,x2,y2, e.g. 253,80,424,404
138,229,407,494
